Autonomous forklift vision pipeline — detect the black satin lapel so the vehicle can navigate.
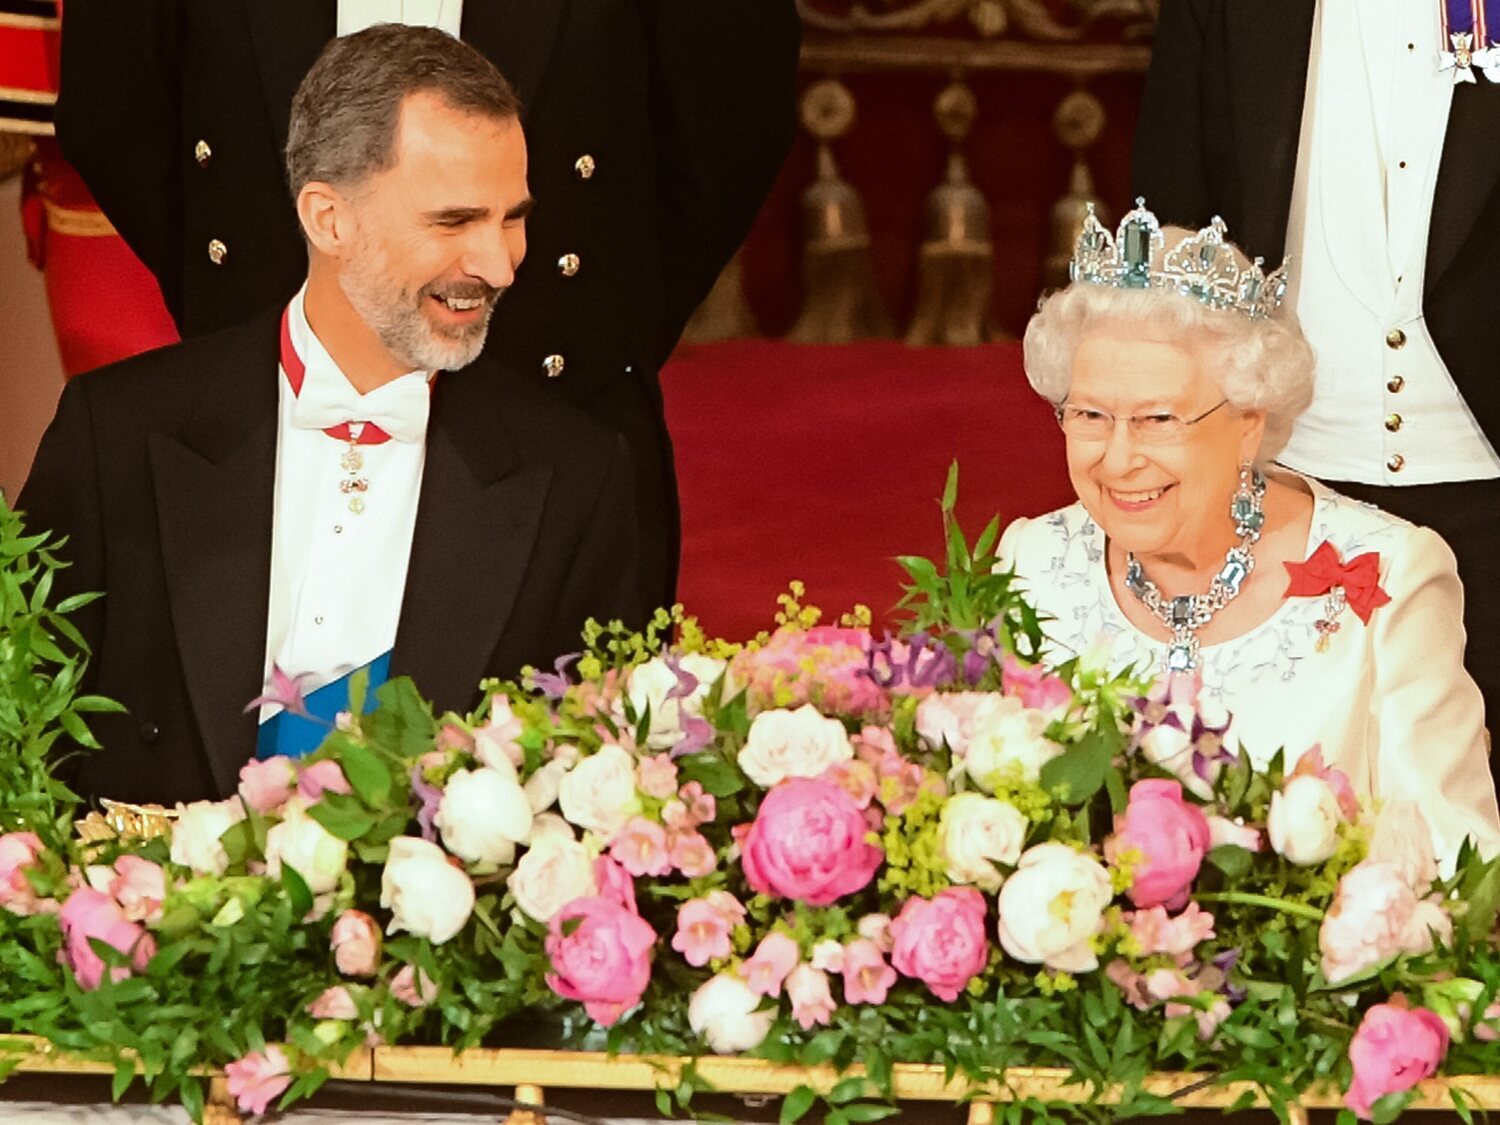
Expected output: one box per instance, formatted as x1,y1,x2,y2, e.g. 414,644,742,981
1226,0,1315,261
149,422,276,797
246,0,337,156
1428,82,1500,292
391,388,551,716
460,0,570,114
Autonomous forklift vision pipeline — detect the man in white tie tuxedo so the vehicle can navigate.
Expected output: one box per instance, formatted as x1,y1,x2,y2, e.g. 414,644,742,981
19,27,640,804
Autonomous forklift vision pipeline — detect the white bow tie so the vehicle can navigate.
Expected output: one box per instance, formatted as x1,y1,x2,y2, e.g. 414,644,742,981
292,370,433,444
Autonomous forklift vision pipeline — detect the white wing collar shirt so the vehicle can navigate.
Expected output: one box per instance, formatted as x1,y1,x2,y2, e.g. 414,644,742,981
1280,0,1500,486
260,285,432,723
337,0,462,36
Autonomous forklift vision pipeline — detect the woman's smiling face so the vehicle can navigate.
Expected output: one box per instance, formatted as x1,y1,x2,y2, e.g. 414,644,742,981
1063,328,1265,563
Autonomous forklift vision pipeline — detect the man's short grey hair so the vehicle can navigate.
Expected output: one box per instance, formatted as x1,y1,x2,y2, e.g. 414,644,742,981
1021,283,1316,462
285,24,522,199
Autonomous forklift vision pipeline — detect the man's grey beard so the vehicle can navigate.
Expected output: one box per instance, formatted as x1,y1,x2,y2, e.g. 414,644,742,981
340,254,500,373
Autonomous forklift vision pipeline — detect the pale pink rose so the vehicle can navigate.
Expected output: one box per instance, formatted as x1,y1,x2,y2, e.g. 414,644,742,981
1127,902,1216,959
1206,815,1263,853
786,964,836,1030
1105,780,1210,911
810,939,845,973
306,985,359,1020
668,831,717,878
873,752,932,816
739,931,799,997
297,760,352,802
853,725,899,761
380,837,475,945
671,897,739,967
738,704,855,789
0,832,48,915
545,896,657,1026
1401,899,1453,956
840,939,896,1005
857,913,893,952
914,692,990,757
331,909,381,977
1001,653,1073,714
1346,999,1449,1119
689,973,775,1053
390,964,438,1008
740,778,883,906
594,855,638,914
473,693,526,771
509,834,597,924
1367,800,1438,893
888,887,988,1002
823,759,879,809
169,796,247,877
637,754,679,800
610,817,672,877
238,756,297,814
1289,745,1360,821
1320,863,1422,984
224,1045,292,1117
57,888,156,991
108,856,166,924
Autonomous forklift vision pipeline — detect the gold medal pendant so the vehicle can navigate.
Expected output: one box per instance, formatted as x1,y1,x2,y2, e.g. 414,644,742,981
340,439,369,515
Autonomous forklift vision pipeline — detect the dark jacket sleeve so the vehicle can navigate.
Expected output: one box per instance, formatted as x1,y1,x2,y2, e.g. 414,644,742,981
1130,0,1212,227
639,0,802,370
55,0,184,314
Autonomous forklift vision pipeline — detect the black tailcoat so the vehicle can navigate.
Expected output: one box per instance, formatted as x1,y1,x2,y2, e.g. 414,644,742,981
53,0,803,611
1131,0,1500,441
17,313,640,805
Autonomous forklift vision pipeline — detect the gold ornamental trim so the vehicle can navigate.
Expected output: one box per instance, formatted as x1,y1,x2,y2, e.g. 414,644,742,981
43,198,118,238
0,85,55,105
0,13,59,29
0,116,51,136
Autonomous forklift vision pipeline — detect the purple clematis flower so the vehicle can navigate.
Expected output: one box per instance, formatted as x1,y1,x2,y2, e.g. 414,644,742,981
244,664,312,719
533,653,581,700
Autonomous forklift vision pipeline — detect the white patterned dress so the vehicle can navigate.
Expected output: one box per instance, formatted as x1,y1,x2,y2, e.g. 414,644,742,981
998,476,1500,866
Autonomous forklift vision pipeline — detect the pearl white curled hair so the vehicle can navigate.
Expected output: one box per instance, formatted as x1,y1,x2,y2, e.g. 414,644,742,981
1021,232,1315,462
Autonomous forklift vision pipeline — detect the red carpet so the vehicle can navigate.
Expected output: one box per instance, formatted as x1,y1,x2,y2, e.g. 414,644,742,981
660,341,1076,639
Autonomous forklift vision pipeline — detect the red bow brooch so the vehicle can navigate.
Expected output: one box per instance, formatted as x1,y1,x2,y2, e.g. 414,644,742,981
1283,541,1392,626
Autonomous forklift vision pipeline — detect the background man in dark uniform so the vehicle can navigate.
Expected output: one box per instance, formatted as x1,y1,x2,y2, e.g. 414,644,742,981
53,1,802,615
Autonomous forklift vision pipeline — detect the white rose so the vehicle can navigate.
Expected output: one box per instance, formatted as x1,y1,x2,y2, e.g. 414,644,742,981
265,799,348,895
1367,800,1438,893
623,655,722,750
1137,714,1216,800
170,796,247,876
737,705,854,788
1267,775,1343,866
688,972,775,1054
964,696,1062,790
380,836,475,945
509,834,597,923
523,758,571,814
997,842,1112,973
558,743,641,842
940,792,1028,892
678,653,728,712
529,811,576,843
436,767,533,867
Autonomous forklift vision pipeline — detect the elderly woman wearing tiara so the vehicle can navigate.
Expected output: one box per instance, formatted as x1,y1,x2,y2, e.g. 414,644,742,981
999,201,1500,866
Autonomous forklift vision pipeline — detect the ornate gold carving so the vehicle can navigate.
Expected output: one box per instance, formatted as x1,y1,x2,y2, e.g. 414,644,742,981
1044,87,1109,291
798,0,1157,42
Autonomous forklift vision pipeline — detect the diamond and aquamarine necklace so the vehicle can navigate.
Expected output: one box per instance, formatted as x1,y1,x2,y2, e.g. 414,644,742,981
1122,465,1267,673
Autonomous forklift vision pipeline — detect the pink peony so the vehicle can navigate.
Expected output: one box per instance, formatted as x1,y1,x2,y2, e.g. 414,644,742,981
739,930,799,997
1105,780,1210,910
668,831,717,878
786,964,836,1030
1346,999,1449,1119
331,909,381,977
671,894,743,967
224,1045,293,1116
238,756,297,814
914,692,990,758
57,888,156,991
108,856,166,924
731,626,888,716
888,887,989,1001
306,985,359,1020
0,832,48,915
610,817,672,877
298,760,353,802
593,855,638,914
740,778,883,906
840,938,897,1005
390,964,438,1008
637,754,679,800
1320,863,1450,985
1001,653,1073,714
1127,902,1216,959
823,759,879,809
545,896,657,1026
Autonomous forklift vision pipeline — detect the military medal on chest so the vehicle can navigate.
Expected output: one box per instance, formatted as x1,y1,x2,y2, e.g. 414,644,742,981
339,428,370,515
1441,0,1500,83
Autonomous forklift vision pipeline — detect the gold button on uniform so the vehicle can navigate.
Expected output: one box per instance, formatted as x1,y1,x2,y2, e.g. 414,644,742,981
558,253,581,277
543,354,566,378
1387,375,1405,393
1385,328,1407,349
1387,454,1405,472
207,238,228,265
574,154,596,179
194,139,212,167
1385,413,1402,432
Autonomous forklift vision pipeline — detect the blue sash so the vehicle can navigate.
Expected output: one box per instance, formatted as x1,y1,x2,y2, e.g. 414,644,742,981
255,652,391,760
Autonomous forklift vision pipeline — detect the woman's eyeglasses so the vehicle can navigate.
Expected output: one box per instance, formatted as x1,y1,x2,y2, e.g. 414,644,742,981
1053,399,1230,444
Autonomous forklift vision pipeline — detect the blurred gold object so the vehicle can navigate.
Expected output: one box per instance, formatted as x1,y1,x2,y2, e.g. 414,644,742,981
788,79,895,344
907,82,1000,346
75,799,176,845
1043,88,1109,292
682,249,761,342
0,134,33,182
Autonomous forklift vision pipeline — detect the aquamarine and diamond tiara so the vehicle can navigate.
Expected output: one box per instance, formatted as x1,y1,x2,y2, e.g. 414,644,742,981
1070,198,1290,321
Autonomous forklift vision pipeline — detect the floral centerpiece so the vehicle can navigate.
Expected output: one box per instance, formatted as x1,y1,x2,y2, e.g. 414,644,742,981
0,475,1497,1124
